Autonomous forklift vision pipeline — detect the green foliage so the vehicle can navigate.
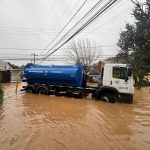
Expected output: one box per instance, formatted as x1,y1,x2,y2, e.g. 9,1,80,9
0,84,4,104
116,0,150,87
141,79,150,87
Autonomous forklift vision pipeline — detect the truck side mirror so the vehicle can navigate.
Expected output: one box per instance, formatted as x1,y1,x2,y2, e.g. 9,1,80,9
128,68,132,77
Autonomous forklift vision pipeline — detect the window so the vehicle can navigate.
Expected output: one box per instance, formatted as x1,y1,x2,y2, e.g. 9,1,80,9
113,67,128,79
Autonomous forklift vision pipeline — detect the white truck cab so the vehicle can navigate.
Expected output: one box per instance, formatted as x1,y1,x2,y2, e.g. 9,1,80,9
96,64,134,103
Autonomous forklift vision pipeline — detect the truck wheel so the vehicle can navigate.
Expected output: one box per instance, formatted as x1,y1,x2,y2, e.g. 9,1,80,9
67,91,73,97
26,86,35,93
55,90,60,96
100,93,115,103
128,95,133,104
74,92,82,99
37,87,48,95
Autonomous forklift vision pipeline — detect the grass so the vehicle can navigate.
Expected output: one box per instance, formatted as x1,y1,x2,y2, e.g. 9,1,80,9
0,84,4,104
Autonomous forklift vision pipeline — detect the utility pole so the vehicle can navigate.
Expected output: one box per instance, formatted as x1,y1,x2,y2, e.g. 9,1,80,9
31,53,38,64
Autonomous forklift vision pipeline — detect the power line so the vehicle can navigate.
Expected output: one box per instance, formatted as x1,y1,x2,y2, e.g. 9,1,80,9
0,27,122,31
0,45,116,51
0,0,125,65
0,54,116,57
0,55,116,61
42,0,114,58
81,8,130,37
40,0,89,55
40,0,119,63
41,0,105,56
0,31,119,36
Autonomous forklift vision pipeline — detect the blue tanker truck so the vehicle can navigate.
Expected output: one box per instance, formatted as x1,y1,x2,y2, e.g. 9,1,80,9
21,63,134,103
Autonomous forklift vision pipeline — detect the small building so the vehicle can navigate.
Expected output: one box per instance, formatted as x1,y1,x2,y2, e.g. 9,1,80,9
0,70,11,83
0,60,22,83
0,60,13,83
0,60,12,70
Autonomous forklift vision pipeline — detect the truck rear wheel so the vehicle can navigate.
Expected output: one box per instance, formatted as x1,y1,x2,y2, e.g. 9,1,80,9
55,90,60,96
66,91,73,97
26,86,35,94
37,87,48,95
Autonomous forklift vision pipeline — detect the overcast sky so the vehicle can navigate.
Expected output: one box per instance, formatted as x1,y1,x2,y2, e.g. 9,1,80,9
0,0,143,66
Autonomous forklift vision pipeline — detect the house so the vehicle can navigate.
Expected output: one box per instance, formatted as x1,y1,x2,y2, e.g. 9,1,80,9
0,60,12,70
0,60,23,83
0,60,23,82
0,60,12,83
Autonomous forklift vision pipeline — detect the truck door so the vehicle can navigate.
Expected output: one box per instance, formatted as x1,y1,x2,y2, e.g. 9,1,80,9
111,66,130,94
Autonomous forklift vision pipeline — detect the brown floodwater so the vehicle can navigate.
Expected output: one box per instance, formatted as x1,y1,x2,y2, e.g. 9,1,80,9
0,83,150,150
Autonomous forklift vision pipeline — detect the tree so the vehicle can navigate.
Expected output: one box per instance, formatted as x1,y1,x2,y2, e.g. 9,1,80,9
117,24,135,63
67,39,101,66
116,0,150,87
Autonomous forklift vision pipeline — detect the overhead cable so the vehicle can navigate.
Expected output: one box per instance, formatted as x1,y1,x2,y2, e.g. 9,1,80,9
42,0,89,53
40,0,118,63
42,0,105,56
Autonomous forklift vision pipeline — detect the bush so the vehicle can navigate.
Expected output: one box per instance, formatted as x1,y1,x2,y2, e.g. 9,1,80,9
0,84,4,104
142,79,150,87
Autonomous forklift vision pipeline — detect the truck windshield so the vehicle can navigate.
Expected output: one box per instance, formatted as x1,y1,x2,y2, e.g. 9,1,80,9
113,67,128,79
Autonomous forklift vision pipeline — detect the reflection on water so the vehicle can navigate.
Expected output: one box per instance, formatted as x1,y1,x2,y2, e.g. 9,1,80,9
0,83,150,150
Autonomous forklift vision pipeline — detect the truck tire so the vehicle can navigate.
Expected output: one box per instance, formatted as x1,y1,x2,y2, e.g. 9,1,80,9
100,93,115,103
55,90,60,96
127,95,133,104
74,92,82,99
37,87,48,95
66,91,73,97
26,86,35,94
55,90,66,96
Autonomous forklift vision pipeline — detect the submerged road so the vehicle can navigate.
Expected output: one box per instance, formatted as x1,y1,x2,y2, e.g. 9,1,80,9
0,83,150,150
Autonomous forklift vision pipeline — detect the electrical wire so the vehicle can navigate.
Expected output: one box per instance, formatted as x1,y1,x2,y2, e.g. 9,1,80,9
0,0,122,65
40,0,118,63
42,0,105,56
0,45,116,51
42,0,89,51
0,54,116,61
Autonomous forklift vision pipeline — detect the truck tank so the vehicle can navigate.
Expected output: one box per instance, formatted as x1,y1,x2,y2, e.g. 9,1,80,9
23,65,84,87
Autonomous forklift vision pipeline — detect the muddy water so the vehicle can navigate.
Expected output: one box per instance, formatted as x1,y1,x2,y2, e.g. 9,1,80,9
0,83,150,150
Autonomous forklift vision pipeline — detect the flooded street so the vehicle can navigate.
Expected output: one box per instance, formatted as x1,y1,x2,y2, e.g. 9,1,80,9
0,83,150,150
